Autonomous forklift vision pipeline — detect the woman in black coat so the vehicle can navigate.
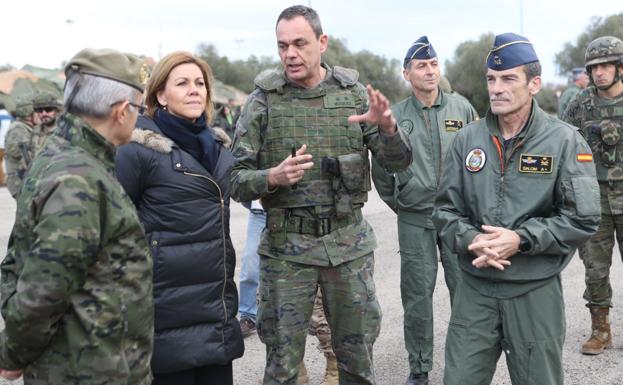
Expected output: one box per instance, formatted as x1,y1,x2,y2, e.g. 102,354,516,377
115,51,243,385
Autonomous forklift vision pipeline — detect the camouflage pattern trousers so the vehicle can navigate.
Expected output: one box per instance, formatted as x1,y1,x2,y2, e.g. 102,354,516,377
258,253,381,385
578,181,623,307
398,220,460,375
310,289,335,358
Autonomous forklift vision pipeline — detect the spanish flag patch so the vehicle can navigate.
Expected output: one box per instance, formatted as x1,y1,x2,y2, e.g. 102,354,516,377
577,154,593,162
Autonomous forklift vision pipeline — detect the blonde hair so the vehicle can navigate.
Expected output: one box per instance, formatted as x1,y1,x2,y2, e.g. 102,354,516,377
145,51,214,123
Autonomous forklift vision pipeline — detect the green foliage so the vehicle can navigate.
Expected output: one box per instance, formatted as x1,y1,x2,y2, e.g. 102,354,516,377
555,13,623,76
445,33,494,116
197,43,278,94
196,37,410,103
535,86,558,114
324,37,410,103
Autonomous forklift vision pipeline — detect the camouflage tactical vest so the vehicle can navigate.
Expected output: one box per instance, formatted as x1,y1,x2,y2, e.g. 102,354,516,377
578,87,623,181
255,66,370,209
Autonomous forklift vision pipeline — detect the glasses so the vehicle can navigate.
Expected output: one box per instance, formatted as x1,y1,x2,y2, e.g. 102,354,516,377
35,107,58,113
110,101,146,115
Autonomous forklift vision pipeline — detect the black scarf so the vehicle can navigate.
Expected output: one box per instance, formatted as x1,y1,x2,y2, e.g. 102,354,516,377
154,108,218,174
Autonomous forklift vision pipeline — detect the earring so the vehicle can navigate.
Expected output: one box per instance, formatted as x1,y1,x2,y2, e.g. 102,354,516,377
162,105,167,111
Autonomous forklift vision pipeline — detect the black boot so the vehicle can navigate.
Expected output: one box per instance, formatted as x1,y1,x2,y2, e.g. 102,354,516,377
405,372,428,385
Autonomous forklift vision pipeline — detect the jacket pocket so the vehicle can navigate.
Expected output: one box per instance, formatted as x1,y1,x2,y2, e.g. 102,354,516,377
570,176,600,216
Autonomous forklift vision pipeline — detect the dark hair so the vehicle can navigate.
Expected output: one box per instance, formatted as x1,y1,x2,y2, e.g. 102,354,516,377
0,103,5,109
523,61,542,82
276,5,323,38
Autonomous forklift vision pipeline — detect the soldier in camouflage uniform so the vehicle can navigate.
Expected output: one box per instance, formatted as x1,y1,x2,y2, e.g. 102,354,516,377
230,6,412,385
0,48,153,384
31,91,63,155
562,35,623,355
3,98,38,198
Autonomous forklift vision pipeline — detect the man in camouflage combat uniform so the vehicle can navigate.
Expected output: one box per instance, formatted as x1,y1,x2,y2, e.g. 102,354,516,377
372,36,478,385
31,91,63,154
0,48,154,384
3,97,38,198
562,35,623,356
230,5,412,385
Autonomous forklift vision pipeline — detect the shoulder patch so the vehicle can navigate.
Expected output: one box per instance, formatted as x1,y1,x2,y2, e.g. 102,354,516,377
131,128,174,154
333,66,359,87
254,69,286,91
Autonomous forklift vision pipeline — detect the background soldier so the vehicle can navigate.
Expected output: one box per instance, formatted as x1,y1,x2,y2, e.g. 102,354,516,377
230,5,412,384
3,97,39,198
558,67,589,118
372,36,478,385
31,91,63,154
433,33,600,385
0,48,154,384
562,35,623,355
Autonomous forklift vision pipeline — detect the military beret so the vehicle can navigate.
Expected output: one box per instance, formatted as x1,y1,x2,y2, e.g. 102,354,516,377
64,48,148,92
486,33,539,71
404,36,437,68
33,91,63,109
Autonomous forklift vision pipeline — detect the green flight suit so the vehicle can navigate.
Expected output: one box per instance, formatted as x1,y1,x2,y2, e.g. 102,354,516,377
371,89,478,375
557,84,581,118
563,86,623,307
0,113,154,385
433,101,600,385
231,64,412,385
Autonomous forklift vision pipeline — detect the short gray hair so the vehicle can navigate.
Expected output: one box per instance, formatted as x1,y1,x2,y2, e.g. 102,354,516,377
64,73,141,118
276,5,323,38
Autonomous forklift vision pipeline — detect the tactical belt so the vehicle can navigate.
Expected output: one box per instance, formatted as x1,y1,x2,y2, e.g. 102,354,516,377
285,210,363,236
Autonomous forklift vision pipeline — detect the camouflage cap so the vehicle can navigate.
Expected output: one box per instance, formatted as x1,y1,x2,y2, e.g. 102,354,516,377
14,97,35,118
486,33,539,71
64,48,147,92
404,36,437,68
33,91,63,109
585,36,623,67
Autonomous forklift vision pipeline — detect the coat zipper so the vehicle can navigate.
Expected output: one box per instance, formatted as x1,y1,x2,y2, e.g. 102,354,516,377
490,135,524,224
182,171,228,344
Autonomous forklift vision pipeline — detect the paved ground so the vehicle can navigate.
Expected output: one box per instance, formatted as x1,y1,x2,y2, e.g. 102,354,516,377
1,185,622,384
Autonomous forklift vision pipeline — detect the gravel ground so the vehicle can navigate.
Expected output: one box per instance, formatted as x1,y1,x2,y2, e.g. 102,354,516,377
1,185,622,385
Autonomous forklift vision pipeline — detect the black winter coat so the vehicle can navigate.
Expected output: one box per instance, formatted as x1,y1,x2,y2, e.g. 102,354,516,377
115,115,243,373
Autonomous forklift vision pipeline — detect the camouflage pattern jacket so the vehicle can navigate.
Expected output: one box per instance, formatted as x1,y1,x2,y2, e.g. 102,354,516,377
562,85,623,182
4,120,35,198
231,64,412,266
433,101,600,298
0,113,154,385
372,89,478,228
31,122,57,156
557,84,581,118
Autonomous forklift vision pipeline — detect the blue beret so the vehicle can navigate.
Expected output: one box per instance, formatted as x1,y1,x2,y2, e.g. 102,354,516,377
404,36,437,68
486,33,539,71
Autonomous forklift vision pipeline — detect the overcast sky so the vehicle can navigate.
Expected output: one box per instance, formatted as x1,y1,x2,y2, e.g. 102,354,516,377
3,0,622,85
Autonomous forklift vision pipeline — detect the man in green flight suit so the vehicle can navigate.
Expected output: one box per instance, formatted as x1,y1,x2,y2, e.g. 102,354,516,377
0,48,154,385
372,35,478,385
558,67,589,118
433,33,601,385
3,97,38,198
562,35,623,356
230,5,412,385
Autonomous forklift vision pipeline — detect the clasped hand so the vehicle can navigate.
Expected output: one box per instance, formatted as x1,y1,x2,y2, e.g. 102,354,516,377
468,225,520,271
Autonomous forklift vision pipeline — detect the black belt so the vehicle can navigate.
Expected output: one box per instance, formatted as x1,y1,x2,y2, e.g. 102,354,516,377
285,210,363,236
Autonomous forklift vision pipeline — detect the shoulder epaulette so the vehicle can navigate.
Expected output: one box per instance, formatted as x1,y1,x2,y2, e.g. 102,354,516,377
254,69,286,92
333,66,359,87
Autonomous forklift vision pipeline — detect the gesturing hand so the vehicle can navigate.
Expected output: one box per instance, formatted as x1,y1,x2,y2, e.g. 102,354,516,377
348,85,397,135
267,144,314,188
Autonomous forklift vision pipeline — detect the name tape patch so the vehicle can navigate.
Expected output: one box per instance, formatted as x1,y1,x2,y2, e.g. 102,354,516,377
518,154,553,174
